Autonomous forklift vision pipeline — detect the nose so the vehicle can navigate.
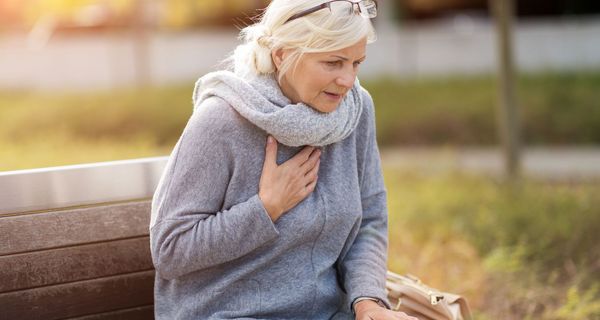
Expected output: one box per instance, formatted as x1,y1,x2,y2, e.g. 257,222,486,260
335,69,356,89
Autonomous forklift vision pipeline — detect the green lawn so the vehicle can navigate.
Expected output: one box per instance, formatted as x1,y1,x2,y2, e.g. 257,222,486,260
364,71,600,146
384,167,600,319
0,85,190,170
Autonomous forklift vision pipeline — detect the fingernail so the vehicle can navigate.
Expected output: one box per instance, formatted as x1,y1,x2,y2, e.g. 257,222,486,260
267,136,273,144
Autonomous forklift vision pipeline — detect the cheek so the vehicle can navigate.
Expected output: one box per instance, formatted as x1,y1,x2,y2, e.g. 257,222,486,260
297,76,323,100
300,65,345,112
308,74,332,97
295,64,334,101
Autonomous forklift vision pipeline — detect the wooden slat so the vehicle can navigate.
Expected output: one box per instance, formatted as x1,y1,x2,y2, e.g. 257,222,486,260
0,201,151,256
0,270,154,320
67,305,154,320
0,237,153,293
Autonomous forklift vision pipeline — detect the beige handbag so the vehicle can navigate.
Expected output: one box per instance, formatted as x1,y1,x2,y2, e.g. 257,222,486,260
386,271,472,320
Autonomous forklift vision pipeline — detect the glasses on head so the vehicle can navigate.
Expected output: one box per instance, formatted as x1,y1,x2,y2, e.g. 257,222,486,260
285,0,378,24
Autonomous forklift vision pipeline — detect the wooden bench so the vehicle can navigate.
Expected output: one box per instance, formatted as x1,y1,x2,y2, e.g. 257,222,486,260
0,157,407,319
0,159,166,320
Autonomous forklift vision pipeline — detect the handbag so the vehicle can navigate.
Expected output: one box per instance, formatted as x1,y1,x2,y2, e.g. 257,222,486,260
385,271,472,320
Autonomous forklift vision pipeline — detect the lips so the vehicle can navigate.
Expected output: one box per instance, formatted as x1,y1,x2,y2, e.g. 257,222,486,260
324,91,344,100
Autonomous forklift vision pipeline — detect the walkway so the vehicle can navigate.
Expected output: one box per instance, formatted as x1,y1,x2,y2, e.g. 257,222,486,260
380,147,600,181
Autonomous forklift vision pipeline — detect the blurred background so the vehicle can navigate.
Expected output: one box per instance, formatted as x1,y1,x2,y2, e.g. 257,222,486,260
1,0,599,319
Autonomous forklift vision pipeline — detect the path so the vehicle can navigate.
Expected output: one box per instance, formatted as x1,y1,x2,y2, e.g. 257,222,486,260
380,146,600,181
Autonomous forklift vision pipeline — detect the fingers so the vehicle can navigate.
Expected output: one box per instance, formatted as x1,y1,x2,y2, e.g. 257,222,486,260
396,312,418,320
289,145,317,166
303,158,320,182
300,148,321,171
302,176,318,197
356,308,418,320
259,140,321,218
263,135,278,170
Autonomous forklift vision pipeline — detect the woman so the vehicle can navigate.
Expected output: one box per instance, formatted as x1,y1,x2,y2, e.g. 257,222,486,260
150,1,416,319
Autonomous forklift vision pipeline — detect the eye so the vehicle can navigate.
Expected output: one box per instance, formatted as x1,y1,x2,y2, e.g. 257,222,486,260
324,60,342,67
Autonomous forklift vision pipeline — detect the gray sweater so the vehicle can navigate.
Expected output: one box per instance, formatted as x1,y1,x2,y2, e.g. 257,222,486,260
150,82,389,319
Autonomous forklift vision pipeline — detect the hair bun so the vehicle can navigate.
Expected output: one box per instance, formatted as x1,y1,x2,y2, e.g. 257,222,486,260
257,35,271,48
244,24,271,44
238,24,274,74
249,40,275,74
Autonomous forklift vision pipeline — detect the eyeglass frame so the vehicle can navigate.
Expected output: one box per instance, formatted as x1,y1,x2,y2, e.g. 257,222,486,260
284,0,378,24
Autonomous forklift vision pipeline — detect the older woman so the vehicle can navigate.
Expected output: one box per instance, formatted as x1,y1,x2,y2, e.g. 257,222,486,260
150,1,415,319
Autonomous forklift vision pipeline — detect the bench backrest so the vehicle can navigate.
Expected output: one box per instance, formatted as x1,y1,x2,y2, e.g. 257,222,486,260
0,201,155,319
0,158,167,320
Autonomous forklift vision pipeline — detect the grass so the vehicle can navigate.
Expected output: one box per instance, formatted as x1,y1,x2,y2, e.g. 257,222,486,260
0,86,192,170
384,166,600,319
364,70,600,146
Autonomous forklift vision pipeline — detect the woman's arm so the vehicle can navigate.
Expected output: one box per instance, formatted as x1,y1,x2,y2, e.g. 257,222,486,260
150,101,279,280
150,98,321,281
339,90,390,310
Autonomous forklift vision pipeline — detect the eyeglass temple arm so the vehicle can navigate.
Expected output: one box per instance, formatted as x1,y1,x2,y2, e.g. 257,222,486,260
285,3,331,23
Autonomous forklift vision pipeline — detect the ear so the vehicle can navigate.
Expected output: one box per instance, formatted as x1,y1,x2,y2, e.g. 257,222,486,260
271,48,285,70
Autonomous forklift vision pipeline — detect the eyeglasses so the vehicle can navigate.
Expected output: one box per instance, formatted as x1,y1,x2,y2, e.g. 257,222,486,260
285,0,378,24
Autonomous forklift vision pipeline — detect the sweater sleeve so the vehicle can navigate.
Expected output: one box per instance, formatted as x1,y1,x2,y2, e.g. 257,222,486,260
150,100,279,280
339,90,391,309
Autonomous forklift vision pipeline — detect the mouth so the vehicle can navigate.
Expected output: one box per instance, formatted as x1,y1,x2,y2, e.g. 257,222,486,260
323,91,344,101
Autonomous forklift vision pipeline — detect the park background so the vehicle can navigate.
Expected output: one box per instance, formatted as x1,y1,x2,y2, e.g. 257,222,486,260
1,0,599,319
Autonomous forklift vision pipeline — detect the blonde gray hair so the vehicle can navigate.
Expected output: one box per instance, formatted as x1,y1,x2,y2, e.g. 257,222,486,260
231,0,376,80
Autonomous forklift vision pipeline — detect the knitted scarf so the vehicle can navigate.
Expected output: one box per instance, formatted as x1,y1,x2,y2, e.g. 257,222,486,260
192,68,363,147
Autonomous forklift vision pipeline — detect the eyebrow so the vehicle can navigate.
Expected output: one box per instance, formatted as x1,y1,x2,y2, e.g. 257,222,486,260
330,55,367,62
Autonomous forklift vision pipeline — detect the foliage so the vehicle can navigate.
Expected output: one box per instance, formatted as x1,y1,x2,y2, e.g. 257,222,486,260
365,74,497,146
1,0,267,30
552,284,600,320
162,0,263,29
363,70,600,146
21,0,133,25
384,166,600,319
0,85,191,143
0,85,190,170
386,168,600,273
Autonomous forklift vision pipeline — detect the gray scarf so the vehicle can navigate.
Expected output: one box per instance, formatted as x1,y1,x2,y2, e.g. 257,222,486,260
192,69,363,147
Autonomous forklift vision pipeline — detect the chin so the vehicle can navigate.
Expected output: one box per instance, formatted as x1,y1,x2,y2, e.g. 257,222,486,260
309,102,340,113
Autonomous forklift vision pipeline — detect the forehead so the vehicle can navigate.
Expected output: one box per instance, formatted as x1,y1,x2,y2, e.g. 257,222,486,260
309,38,367,59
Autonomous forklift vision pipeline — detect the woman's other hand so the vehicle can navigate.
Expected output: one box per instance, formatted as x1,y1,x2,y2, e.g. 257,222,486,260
259,135,321,221
354,300,419,320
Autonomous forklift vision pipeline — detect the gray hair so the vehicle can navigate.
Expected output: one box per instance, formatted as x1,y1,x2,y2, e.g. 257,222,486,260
231,0,376,80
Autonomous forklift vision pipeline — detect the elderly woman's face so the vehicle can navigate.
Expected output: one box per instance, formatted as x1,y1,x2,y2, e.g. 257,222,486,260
273,38,367,113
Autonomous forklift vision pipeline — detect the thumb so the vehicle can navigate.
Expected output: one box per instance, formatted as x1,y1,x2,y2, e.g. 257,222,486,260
263,135,278,169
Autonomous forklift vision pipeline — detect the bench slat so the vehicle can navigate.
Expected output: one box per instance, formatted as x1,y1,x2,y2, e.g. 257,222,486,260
66,305,154,320
0,237,153,293
0,270,154,320
0,201,150,256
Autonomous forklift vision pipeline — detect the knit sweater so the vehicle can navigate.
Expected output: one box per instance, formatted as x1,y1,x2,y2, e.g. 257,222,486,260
149,83,389,319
